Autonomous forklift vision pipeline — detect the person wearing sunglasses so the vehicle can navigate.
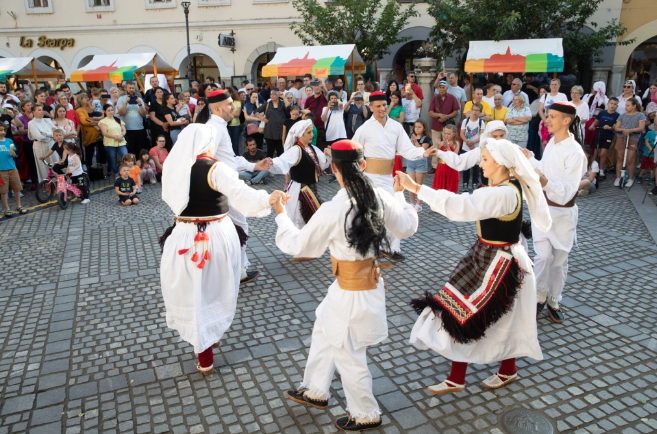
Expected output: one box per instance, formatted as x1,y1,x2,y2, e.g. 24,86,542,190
406,72,424,101
616,80,637,115
192,98,207,124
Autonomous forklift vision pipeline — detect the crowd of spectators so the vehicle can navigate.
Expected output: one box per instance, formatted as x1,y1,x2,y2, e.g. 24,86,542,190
0,69,655,216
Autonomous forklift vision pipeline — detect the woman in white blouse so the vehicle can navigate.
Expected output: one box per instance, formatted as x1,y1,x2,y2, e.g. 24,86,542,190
28,104,57,182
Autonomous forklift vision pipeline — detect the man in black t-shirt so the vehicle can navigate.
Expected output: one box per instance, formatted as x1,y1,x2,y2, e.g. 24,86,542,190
238,137,269,185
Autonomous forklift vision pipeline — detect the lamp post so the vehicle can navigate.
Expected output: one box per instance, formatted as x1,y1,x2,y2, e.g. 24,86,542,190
181,1,192,86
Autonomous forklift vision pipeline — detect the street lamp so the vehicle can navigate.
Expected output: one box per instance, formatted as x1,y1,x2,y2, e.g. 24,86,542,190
181,1,192,86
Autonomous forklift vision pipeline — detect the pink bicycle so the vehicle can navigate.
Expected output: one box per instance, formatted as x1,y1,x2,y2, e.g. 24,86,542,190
35,162,90,210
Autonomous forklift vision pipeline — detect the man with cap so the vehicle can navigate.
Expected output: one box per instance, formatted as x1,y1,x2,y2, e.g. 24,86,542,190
197,89,273,285
523,101,587,324
429,80,460,143
352,91,437,262
270,139,418,432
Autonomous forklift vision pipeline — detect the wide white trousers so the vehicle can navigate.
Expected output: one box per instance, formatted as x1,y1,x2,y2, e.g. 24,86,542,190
533,238,569,304
301,317,381,421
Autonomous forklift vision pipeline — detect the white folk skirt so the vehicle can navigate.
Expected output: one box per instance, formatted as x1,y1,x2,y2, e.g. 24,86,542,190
409,244,543,364
160,217,241,353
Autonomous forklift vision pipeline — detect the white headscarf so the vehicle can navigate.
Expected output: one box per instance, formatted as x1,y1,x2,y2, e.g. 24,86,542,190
485,138,552,233
162,124,217,215
589,81,608,118
283,119,313,151
479,121,508,149
622,80,636,97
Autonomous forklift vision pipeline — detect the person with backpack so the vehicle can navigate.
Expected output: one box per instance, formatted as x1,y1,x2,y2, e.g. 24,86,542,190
345,91,369,139
459,102,486,191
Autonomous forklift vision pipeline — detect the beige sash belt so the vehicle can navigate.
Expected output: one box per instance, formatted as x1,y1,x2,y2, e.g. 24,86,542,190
330,255,392,290
365,158,395,176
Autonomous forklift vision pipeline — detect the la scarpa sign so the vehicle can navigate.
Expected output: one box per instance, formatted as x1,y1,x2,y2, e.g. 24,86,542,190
20,36,75,51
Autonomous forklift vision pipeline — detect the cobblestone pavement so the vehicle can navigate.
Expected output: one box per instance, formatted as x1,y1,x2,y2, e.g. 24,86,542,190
1,171,656,434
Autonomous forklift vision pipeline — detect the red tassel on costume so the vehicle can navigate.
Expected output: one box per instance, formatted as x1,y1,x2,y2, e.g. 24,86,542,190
178,249,189,255
197,259,206,269
204,251,210,260
194,233,201,242
191,251,199,262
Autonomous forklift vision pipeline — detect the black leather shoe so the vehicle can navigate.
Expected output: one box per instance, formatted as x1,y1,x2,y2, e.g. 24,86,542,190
536,302,546,319
286,390,328,410
335,416,382,432
240,270,260,286
547,305,565,323
380,251,406,262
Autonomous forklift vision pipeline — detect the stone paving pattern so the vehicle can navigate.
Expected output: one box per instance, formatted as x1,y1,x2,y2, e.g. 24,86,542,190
0,171,656,434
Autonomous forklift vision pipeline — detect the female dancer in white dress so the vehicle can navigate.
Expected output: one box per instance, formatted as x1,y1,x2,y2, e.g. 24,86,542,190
395,139,552,393
158,124,277,375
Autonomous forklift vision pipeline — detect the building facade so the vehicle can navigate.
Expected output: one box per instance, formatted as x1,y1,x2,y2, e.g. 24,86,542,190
0,0,654,97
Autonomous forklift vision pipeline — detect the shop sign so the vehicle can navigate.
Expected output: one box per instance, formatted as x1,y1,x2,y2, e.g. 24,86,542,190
19,36,75,51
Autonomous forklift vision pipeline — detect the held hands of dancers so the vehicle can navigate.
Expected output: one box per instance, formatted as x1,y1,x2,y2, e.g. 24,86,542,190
394,171,419,194
269,190,291,215
255,158,273,172
423,147,438,158
323,148,332,158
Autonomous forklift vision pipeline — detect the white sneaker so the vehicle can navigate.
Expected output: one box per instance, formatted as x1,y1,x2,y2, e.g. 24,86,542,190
625,178,634,188
614,178,620,187
81,199,90,204
150,179,157,184
578,189,589,197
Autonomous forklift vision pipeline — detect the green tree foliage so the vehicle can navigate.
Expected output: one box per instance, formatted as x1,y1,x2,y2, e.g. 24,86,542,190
426,0,634,70
290,0,418,64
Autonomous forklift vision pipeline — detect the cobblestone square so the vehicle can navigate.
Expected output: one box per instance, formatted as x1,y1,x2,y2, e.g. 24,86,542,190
0,173,656,434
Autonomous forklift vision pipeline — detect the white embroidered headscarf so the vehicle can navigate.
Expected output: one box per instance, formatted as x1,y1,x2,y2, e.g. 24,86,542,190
485,138,552,233
479,121,508,149
283,119,313,151
162,124,217,215
589,81,608,118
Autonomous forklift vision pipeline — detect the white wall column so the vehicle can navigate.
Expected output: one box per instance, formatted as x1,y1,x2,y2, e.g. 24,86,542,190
609,65,627,98
414,58,438,130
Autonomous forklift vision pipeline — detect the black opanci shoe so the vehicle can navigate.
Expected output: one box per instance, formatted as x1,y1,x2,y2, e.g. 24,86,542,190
286,390,328,410
380,251,406,262
536,302,546,319
335,415,382,432
547,305,565,323
240,270,260,286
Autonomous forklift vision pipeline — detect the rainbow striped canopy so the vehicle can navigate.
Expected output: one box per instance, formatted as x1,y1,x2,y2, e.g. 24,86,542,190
0,57,62,83
262,45,365,78
70,53,177,84
465,39,564,73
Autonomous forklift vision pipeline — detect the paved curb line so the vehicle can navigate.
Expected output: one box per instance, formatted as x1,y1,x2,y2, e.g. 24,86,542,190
625,185,657,245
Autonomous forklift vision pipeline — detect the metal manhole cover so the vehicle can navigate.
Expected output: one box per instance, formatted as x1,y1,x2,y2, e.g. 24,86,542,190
500,409,554,434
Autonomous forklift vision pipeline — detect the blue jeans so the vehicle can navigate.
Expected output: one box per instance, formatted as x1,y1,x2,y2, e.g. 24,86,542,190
170,129,181,146
228,125,241,156
105,145,128,175
239,170,270,184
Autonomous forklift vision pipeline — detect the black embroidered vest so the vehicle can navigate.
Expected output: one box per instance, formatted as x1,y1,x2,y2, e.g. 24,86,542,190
477,179,522,244
289,144,319,186
179,158,229,217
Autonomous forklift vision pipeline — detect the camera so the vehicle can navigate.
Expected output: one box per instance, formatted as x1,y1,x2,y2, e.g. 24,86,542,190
129,95,138,104
354,97,363,102
310,81,320,87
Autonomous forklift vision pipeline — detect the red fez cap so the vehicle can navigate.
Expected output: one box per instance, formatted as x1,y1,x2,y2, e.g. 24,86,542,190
331,139,364,161
369,91,386,102
208,89,230,103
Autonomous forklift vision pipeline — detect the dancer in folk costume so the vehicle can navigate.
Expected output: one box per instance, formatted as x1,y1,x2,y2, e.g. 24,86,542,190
269,119,332,229
272,140,418,431
526,101,587,323
196,89,273,285
432,124,460,193
352,91,437,262
396,138,552,394
158,124,277,375
435,121,508,182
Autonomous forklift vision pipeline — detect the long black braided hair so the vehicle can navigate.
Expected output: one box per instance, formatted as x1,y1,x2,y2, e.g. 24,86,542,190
332,157,389,257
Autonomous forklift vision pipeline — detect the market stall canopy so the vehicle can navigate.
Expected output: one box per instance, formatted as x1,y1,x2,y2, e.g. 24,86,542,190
465,38,564,73
261,44,365,78
69,53,177,84
0,57,62,82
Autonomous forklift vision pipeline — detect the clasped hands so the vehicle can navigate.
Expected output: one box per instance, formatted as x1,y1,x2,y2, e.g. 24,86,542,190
268,190,291,215
254,158,273,171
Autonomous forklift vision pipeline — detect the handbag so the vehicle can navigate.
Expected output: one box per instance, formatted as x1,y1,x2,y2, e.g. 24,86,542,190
258,102,269,134
438,95,456,126
247,122,259,135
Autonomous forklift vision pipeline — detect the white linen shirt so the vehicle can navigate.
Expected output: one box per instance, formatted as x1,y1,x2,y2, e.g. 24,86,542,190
529,134,587,252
